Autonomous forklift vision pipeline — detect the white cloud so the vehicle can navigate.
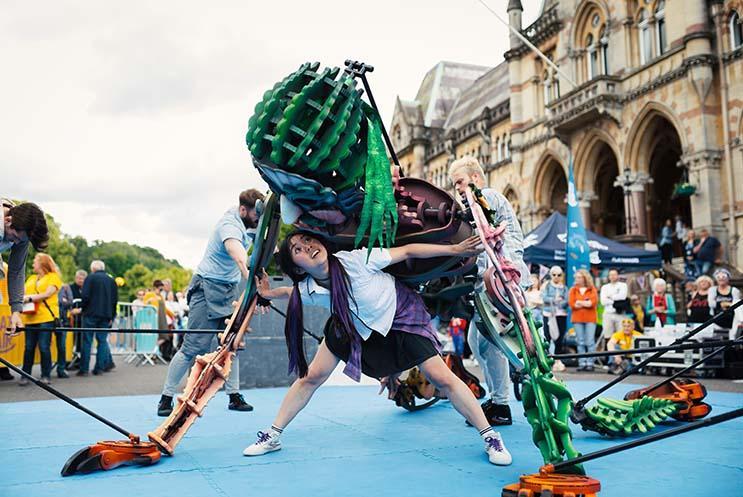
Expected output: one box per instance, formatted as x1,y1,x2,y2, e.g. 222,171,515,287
0,0,540,270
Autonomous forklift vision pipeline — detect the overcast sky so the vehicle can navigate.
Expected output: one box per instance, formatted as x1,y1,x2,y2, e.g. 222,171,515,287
1,0,539,270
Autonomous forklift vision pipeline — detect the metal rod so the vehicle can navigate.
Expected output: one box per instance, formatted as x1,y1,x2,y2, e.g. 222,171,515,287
574,299,743,410
0,356,134,440
268,304,323,343
551,407,743,472
343,60,401,167
643,337,743,396
5,327,222,334
552,339,734,360
474,0,579,89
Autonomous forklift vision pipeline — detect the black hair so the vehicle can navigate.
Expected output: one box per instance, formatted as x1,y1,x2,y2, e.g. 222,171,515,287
8,202,49,250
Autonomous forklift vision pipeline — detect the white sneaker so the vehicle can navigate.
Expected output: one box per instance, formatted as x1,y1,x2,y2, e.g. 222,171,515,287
484,433,512,466
243,430,282,456
552,360,566,372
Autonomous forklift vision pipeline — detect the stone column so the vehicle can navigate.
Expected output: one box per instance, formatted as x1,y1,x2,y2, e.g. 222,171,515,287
578,191,597,230
613,170,650,243
681,150,726,240
630,172,652,239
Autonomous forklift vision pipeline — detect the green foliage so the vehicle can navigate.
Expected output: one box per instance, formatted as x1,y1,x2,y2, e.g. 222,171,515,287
20,205,191,301
262,220,294,276
26,213,78,282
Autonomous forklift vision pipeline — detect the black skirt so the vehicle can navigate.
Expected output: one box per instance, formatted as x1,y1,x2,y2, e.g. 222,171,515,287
323,319,438,379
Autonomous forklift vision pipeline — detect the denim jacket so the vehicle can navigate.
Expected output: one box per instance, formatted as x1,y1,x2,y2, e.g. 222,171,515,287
541,282,568,316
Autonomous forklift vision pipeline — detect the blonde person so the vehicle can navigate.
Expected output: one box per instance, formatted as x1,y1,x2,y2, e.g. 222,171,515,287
448,156,529,426
599,268,629,350
20,253,63,385
607,318,643,375
630,294,645,332
645,278,676,327
525,274,544,326
541,266,568,372
687,275,713,324
708,269,741,335
568,269,598,372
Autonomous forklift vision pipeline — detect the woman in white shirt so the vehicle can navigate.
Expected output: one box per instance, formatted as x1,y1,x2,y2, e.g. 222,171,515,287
243,231,512,466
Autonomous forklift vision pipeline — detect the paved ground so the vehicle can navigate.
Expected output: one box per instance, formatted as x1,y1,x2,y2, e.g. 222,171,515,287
2,356,741,403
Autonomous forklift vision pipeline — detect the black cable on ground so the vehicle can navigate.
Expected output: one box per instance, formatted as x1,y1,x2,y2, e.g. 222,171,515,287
0,356,134,439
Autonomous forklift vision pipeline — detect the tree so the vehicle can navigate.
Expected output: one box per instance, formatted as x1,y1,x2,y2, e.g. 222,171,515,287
26,213,77,282
122,263,153,301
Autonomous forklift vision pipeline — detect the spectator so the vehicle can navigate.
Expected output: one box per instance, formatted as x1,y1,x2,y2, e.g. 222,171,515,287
525,274,544,326
65,269,87,371
675,215,688,244
569,269,598,372
693,229,721,275
56,282,74,378
599,268,630,351
145,280,176,359
541,266,568,372
20,253,62,385
687,275,713,324
683,229,698,279
645,277,676,327
1,199,49,334
79,260,118,376
131,289,146,313
447,317,467,357
708,268,741,335
607,318,643,375
629,294,645,332
659,218,674,265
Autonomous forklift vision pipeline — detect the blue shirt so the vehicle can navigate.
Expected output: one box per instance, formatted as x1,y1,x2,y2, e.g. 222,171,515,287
195,207,255,283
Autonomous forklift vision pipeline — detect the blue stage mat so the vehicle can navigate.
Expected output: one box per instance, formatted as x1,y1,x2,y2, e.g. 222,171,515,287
1,381,741,497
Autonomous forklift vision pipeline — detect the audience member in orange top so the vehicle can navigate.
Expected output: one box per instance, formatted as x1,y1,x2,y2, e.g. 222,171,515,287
568,269,598,372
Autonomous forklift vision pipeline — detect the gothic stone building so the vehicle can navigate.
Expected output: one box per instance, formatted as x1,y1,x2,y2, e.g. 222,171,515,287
390,0,743,270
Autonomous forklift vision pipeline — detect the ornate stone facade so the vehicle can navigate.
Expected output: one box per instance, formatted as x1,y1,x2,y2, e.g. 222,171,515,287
390,0,743,270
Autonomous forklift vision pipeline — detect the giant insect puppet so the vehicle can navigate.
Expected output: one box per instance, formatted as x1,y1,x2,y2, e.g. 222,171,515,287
54,61,742,496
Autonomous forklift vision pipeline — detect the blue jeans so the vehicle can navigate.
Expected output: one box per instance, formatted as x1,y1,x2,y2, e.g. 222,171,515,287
467,319,510,404
696,260,712,276
162,276,240,396
22,322,54,378
81,316,112,373
53,331,67,373
573,322,597,368
451,334,464,356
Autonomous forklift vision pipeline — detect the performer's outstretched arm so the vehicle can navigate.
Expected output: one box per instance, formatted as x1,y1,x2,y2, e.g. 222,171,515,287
387,235,483,265
255,269,293,300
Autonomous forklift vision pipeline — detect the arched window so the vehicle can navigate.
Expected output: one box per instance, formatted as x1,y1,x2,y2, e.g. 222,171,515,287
599,26,609,74
732,11,743,50
495,137,501,162
500,138,506,161
586,33,598,79
505,137,511,159
638,9,652,64
579,9,608,82
655,0,667,56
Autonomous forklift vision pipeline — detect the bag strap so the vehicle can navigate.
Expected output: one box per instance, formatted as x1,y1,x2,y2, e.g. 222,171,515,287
35,276,58,320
